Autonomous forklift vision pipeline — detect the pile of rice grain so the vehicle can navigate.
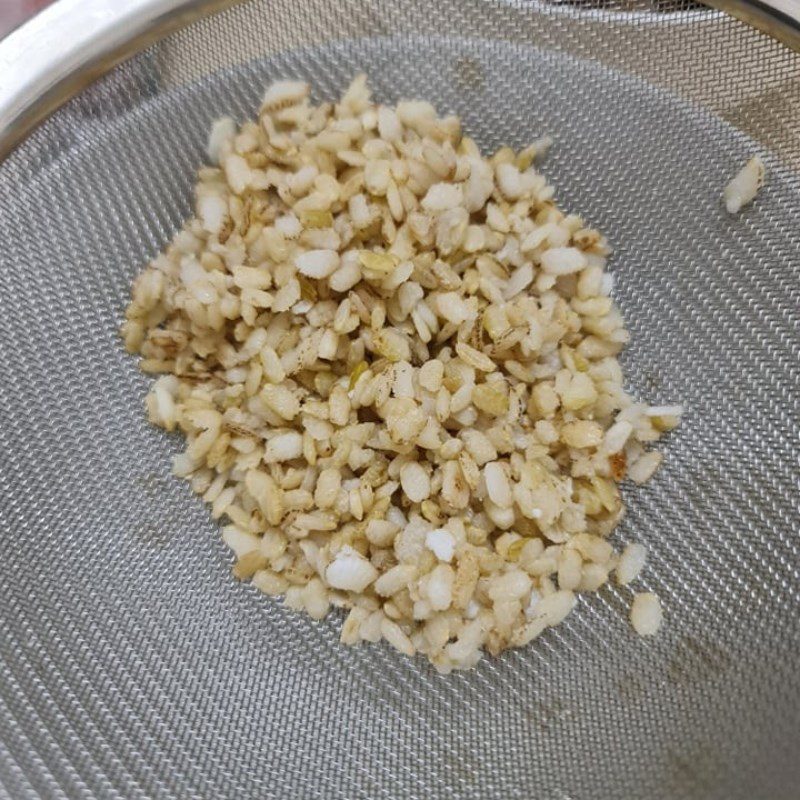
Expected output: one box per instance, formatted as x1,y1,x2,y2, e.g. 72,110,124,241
122,76,682,672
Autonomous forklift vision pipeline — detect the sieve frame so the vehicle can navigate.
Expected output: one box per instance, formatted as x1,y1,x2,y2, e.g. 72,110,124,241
1,1,799,797
0,0,799,163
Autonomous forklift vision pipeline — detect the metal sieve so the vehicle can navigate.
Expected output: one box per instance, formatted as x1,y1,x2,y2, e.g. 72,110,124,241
1,1,799,797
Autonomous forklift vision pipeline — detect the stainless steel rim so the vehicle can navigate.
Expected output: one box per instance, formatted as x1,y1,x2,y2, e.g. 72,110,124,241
0,0,241,162
705,0,800,47
0,0,798,162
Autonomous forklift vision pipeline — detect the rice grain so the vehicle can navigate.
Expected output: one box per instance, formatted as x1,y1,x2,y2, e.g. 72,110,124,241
125,74,681,673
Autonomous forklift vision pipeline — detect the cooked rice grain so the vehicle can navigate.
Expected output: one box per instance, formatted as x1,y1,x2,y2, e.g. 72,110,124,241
124,75,681,673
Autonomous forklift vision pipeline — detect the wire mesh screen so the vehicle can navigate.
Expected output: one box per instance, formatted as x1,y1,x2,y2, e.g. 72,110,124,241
1,1,799,797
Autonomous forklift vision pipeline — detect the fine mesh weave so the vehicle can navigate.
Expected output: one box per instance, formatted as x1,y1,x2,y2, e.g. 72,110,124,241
1,1,799,797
